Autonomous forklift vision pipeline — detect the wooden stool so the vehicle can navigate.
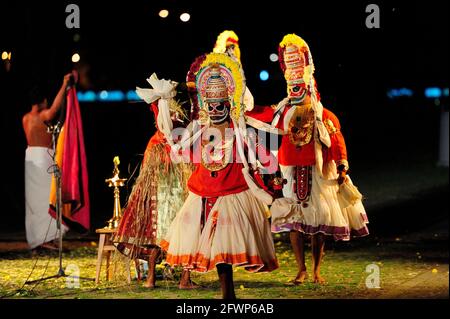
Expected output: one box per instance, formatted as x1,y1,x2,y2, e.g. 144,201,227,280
95,227,132,284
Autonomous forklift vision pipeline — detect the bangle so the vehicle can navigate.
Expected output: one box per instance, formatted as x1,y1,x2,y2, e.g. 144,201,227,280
336,159,349,172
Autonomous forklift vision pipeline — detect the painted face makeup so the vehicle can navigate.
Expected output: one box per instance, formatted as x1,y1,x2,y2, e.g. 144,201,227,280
287,80,307,105
207,101,230,124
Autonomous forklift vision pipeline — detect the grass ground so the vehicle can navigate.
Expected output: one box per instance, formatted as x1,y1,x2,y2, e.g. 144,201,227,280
0,161,448,299
0,236,447,299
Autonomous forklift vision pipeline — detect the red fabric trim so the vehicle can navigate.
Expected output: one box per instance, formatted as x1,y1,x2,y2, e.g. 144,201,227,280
226,38,238,44
162,250,279,273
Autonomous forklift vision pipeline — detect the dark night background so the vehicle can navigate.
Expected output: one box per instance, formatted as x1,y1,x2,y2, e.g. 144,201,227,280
0,0,448,235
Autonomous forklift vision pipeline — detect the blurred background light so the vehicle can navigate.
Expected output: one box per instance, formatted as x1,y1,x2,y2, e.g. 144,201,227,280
180,13,190,22
72,53,81,63
104,90,125,101
159,9,169,18
443,88,449,97
126,90,141,101
387,88,413,99
425,87,442,99
259,70,269,81
77,91,96,102
77,90,142,102
99,90,109,100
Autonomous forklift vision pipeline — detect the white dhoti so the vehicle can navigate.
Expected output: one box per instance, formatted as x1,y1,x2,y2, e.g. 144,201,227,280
25,147,68,249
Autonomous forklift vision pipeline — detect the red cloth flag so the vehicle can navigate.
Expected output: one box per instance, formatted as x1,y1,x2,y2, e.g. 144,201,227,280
49,87,90,231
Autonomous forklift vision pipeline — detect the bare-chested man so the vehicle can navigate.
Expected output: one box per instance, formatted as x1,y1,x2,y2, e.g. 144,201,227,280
23,73,73,251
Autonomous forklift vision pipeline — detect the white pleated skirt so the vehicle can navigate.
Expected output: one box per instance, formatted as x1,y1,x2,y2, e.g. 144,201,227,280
161,189,279,273
271,161,369,241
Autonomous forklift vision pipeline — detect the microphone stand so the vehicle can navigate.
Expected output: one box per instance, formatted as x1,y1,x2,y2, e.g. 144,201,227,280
26,83,94,285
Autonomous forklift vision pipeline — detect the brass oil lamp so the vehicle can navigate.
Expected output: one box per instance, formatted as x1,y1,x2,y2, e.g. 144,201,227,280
104,156,127,229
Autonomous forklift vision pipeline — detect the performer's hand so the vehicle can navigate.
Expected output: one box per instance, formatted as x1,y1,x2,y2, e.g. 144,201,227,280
63,73,73,87
337,170,347,185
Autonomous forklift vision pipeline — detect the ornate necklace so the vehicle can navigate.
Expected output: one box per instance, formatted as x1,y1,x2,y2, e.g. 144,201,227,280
288,103,314,147
201,133,234,173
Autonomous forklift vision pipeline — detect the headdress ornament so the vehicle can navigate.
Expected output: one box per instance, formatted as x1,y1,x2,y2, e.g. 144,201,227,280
278,34,315,90
213,30,241,62
187,52,245,122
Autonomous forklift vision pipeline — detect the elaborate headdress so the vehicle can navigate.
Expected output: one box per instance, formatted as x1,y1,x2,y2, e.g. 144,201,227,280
213,30,254,111
274,34,331,173
278,34,318,99
187,52,245,123
213,30,241,62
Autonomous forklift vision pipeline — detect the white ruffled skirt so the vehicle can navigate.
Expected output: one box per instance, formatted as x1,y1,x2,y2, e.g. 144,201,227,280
161,189,279,273
271,161,369,241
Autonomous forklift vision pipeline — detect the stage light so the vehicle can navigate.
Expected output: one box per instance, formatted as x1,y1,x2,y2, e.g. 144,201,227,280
77,91,96,102
126,90,141,101
72,53,81,63
1,51,8,60
77,90,148,102
159,9,169,18
99,90,108,100
180,13,190,22
98,90,125,102
107,91,125,101
387,88,413,98
425,87,442,99
269,53,278,62
259,70,269,81
443,88,449,97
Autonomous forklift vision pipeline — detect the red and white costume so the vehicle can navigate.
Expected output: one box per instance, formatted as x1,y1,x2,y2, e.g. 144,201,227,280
137,55,279,273
246,34,369,241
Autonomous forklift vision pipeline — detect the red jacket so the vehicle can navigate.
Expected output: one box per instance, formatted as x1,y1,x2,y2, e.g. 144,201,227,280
246,104,348,166
187,123,277,197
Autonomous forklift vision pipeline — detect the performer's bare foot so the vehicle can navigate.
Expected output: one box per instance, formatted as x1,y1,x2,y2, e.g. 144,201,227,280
293,270,308,284
287,269,308,285
178,269,199,289
144,247,159,288
311,233,326,285
144,274,156,288
289,231,308,285
313,273,326,284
